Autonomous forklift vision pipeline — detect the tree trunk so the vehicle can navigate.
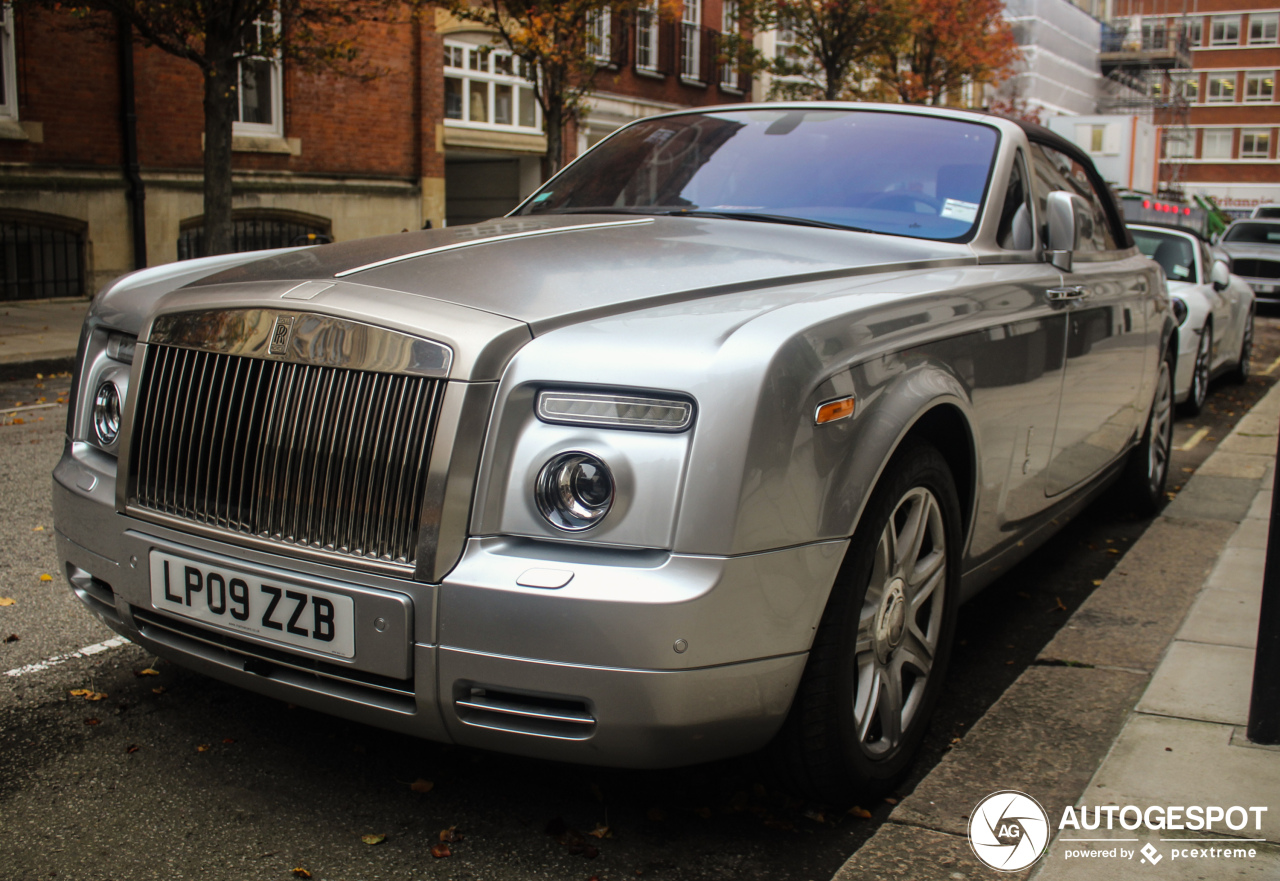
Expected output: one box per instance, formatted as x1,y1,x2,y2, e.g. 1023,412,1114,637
201,28,239,257
545,101,564,177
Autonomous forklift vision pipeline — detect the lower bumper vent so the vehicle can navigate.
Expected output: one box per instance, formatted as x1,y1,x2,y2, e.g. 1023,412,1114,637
132,607,415,713
455,685,596,740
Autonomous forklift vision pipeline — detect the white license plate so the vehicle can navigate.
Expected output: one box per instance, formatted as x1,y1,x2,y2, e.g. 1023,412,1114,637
149,551,355,659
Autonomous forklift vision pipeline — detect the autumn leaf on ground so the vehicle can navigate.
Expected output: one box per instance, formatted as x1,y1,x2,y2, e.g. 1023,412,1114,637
196,744,211,753
69,689,107,701
430,843,451,858
1055,597,1068,611
33,525,44,532
409,778,434,793
4,634,17,643
222,738,235,744
439,826,464,843
587,823,612,839
1092,579,1103,587
361,833,386,846
39,574,53,582
126,744,140,754
84,718,100,726
291,869,312,879
0,598,15,607
803,808,826,823
133,668,160,677
848,806,872,819
152,686,166,694
884,797,899,805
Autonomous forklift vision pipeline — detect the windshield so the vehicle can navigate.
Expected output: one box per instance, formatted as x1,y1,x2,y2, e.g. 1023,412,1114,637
1223,222,1280,244
1131,229,1197,282
517,109,1000,242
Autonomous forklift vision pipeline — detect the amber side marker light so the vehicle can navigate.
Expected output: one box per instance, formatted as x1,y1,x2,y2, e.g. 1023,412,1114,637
815,396,856,425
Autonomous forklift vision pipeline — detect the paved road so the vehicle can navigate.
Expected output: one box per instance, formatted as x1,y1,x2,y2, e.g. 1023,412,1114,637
2,318,1279,881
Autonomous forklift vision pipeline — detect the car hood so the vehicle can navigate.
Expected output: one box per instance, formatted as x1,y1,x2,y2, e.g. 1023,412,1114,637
1219,242,1280,263
182,214,975,332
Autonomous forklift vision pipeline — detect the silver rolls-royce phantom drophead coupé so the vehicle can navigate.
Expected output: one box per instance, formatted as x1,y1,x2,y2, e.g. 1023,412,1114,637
53,103,1175,804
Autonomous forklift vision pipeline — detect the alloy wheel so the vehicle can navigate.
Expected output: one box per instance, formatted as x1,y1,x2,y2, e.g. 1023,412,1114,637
1148,360,1173,494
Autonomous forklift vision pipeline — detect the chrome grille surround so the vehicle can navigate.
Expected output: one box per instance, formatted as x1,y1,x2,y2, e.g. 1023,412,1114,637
125,309,452,573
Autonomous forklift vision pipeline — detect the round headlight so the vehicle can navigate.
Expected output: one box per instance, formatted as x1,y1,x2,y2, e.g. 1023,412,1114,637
535,452,614,531
1171,297,1189,326
93,381,121,446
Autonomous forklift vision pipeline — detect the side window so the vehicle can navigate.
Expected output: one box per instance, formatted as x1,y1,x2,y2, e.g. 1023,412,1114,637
996,150,1035,250
1027,142,1119,252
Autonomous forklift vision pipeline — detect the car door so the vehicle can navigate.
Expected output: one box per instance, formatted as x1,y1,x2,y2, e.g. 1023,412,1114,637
1027,142,1151,497
1199,239,1240,370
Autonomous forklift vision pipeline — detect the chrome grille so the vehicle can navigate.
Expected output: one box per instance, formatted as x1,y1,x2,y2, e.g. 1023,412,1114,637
1231,258,1280,280
130,344,444,567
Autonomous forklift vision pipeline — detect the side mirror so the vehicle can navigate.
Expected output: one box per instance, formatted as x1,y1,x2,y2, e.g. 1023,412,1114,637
1211,259,1231,292
1045,191,1094,272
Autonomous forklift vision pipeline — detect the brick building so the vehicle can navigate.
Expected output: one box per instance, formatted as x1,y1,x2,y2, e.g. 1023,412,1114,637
0,3,746,300
1110,0,1280,214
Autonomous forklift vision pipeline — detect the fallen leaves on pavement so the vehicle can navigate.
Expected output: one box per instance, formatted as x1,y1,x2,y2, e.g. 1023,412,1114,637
430,843,451,858
291,868,312,878
133,668,160,677
39,574,52,582
439,826,464,844
84,718,100,726
0,598,15,606
361,833,386,846
848,806,872,819
409,778,434,793
69,689,107,701
545,817,599,858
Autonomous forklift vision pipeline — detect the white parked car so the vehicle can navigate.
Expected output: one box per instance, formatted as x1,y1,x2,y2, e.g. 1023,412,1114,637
1130,222,1255,414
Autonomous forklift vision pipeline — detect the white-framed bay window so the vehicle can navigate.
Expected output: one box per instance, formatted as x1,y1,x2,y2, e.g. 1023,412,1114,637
1246,71,1275,102
681,0,702,82
235,14,282,136
0,5,17,121
635,0,659,71
443,39,540,132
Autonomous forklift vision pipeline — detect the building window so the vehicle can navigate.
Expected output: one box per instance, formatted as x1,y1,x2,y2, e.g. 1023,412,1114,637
720,0,739,88
1183,17,1202,47
1164,129,1194,158
1207,73,1237,103
234,14,282,136
1241,128,1271,159
635,0,659,71
443,41,540,132
776,25,798,62
1202,128,1234,159
0,214,85,300
0,5,16,120
1250,13,1278,45
1210,15,1240,46
681,0,702,82
587,8,612,63
1141,19,1167,50
1246,71,1275,102
1181,75,1199,101
177,211,331,261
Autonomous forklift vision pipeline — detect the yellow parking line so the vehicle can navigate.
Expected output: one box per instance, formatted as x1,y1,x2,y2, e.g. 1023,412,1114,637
1263,356,1280,376
1179,427,1210,451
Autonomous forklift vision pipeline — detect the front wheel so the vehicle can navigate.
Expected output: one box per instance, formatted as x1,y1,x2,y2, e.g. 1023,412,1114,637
1228,310,1254,385
1120,352,1174,516
1183,323,1212,416
773,441,961,805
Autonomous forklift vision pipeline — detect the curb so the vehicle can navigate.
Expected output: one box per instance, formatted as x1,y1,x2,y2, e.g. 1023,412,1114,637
832,386,1280,881
0,356,77,383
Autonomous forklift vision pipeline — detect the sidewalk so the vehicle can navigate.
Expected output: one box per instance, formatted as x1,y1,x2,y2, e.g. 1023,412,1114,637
0,297,90,378
834,384,1280,880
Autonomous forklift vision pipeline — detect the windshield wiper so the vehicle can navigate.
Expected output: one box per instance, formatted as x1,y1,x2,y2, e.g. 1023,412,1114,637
664,209,874,233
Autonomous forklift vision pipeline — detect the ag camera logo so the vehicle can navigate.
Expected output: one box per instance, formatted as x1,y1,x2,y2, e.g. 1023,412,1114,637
969,790,1051,871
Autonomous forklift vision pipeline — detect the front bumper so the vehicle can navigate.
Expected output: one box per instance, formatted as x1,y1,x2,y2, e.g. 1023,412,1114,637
1239,277,1280,302
53,442,844,768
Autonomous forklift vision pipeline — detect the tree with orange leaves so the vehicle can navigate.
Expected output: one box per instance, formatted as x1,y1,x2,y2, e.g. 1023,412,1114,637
877,0,1020,107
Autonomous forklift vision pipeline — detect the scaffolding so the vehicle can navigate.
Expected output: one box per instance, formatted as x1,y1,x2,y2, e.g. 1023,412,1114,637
1096,1,1196,200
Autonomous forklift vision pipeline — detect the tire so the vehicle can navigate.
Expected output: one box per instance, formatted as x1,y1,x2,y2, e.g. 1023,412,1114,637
1228,310,1254,385
773,441,961,805
1182,323,1211,416
1120,351,1174,517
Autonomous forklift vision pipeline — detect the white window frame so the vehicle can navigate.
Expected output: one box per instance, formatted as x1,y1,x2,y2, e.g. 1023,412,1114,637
635,0,659,71
720,0,739,89
1202,128,1234,159
1181,74,1200,101
442,40,542,134
587,8,612,64
1241,128,1271,159
1246,71,1275,102
1164,129,1194,159
1250,13,1278,45
1184,16,1202,47
1141,19,1167,50
1207,72,1237,103
1210,15,1240,46
681,0,702,82
0,5,17,121
234,13,283,137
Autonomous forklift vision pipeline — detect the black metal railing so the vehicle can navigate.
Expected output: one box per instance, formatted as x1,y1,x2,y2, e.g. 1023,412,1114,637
0,219,85,300
178,215,331,260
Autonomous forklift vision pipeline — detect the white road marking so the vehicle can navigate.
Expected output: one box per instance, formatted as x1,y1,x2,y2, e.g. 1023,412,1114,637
1263,356,1280,376
4,636,131,678
1178,426,1210,451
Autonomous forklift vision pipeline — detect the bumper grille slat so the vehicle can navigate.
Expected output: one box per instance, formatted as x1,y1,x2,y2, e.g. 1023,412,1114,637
130,345,443,567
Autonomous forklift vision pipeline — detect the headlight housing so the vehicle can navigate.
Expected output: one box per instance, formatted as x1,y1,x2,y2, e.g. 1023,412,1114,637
75,329,136,454
537,390,693,432
92,381,122,446
1171,297,1189,326
535,451,615,531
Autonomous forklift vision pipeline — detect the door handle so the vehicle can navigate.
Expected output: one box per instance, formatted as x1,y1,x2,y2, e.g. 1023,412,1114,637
1045,286,1088,302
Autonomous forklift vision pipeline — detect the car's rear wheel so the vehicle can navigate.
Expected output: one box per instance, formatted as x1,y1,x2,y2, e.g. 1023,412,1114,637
1183,323,1212,416
1120,352,1174,516
1228,310,1254,384
773,441,960,805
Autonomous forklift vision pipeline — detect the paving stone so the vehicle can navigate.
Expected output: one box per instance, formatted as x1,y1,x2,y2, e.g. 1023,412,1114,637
1083,715,1280,843
1039,518,1235,670
1219,431,1279,456
1178,588,1262,649
1206,547,1266,597
1228,517,1270,550
1137,641,1256,725
1246,490,1273,521
833,820,1032,881
1165,476,1262,522
1195,452,1271,480
891,666,1146,838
